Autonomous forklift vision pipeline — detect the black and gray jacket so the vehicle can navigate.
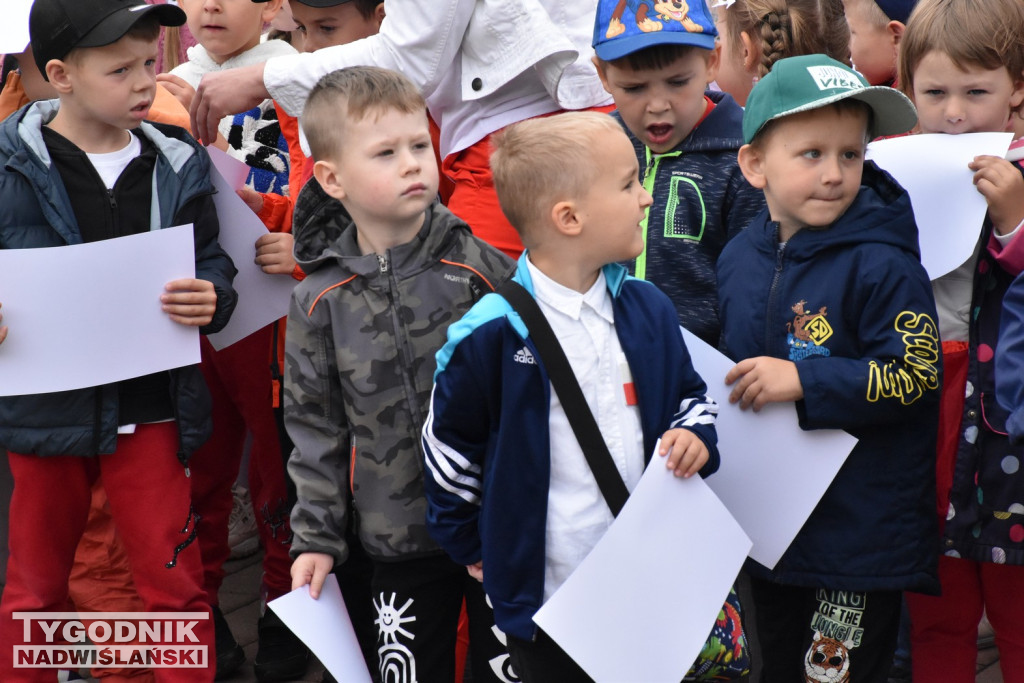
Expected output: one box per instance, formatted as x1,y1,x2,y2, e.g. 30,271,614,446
615,90,765,346
284,181,513,563
0,100,237,464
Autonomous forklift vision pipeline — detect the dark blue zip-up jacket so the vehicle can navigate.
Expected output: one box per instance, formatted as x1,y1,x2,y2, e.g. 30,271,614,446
717,162,941,593
614,90,765,346
421,255,720,640
0,100,237,463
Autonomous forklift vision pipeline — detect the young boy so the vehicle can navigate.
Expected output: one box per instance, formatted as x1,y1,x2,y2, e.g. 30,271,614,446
0,0,238,681
283,66,515,682
895,0,1024,676
286,0,385,53
421,111,721,680
843,0,917,87
591,0,765,345
718,54,939,680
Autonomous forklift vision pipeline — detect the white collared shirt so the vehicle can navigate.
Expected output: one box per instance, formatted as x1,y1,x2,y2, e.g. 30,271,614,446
525,259,644,600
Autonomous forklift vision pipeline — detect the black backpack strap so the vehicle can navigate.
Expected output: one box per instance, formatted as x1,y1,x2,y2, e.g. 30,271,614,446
498,279,630,517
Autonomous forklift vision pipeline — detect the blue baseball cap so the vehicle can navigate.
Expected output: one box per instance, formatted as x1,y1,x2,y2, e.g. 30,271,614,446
593,0,717,62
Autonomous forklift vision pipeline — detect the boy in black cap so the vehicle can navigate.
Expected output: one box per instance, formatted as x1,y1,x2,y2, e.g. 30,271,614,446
0,1,237,680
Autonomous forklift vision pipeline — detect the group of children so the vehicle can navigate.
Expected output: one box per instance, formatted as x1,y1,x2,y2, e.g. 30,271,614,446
2,0,1024,682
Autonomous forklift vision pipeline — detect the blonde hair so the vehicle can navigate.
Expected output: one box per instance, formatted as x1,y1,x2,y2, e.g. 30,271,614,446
898,0,1024,97
301,66,426,162
490,112,625,237
719,0,850,77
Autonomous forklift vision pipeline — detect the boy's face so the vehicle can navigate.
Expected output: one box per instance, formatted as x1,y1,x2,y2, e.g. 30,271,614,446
180,0,278,64
54,36,158,137
323,107,439,236
739,106,868,241
844,0,898,86
597,48,719,154
911,50,1024,134
291,2,383,53
575,130,654,263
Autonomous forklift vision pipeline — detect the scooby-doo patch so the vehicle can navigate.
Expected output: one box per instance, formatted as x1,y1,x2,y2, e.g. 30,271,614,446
787,299,833,361
604,0,706,39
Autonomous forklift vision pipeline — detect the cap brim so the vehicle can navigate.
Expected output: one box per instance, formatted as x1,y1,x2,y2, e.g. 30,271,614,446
594,30,715,61
763,86,918,140
77,3,186,49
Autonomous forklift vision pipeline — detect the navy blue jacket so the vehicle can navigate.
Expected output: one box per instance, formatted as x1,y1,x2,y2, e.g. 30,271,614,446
717,162,941,593
615,90,765,345
421,256,720,639
0,101,237,463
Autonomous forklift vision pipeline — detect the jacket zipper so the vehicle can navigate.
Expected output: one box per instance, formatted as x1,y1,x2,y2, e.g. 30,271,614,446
765,231,787,353
381,251,426,430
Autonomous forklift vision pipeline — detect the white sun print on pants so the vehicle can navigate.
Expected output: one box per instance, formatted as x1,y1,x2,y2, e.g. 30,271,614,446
375,592,418,682
372,591,519,683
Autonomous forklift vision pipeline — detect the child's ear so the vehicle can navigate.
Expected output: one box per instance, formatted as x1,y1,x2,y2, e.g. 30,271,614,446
737,144,767,190
739,30,757,74
372,2,385,28
887,20,906,47
313,159,346,201
551,199,584,237
704,44,720,84
259,0,285,24
592,56,613,95
1010,73,1024,110
45,60,73,94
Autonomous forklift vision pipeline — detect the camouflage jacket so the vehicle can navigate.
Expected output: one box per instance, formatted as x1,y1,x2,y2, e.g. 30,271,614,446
284,182,513,563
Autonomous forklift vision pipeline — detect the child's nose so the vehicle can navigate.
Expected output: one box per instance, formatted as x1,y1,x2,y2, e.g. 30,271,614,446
821,156,843,183
945,98,966,123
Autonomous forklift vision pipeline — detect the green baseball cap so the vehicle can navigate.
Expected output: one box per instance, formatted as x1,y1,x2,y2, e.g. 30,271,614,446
742,54,918,144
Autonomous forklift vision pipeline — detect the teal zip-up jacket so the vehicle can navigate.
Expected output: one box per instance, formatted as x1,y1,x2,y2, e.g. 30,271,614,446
614,90,765,346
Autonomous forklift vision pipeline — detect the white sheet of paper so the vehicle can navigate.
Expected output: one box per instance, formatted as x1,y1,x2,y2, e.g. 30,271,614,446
0,1,30,54
533,455,751,683
866,132,1013,280
204,147,296,350
684,330,858,568
268,575,372,683
0,225,198,397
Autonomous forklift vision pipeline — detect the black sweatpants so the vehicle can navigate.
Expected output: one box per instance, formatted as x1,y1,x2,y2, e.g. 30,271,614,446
750,577,902,683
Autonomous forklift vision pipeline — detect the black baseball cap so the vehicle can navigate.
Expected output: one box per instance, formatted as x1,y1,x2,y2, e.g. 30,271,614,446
252,0,351,6
30,0,185,78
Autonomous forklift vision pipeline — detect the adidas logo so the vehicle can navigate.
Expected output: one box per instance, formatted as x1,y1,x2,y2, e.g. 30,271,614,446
513,347,536,365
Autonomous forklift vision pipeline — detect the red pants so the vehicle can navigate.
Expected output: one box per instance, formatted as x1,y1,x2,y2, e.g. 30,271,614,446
0,423,213,682
907,555,1024,682
443,105,616,261
190,328,292,605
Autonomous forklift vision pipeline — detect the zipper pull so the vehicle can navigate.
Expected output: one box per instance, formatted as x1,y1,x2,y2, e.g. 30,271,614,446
377,254,389,273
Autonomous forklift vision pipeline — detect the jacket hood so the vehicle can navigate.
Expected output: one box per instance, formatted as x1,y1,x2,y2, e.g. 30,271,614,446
1,100,200,173
614,89,746,158
746,161,920,262
291,179,472,276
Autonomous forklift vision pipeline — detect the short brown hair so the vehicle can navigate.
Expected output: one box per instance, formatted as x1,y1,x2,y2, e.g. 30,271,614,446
717,0,850,78
301,66,426,162
597,43,711,72
898,0,1024,97
490,112,625,238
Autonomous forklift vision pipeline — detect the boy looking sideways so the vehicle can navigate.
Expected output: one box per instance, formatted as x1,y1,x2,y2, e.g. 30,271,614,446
284,66,514,681
718,54,940,680
591,0,765,345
